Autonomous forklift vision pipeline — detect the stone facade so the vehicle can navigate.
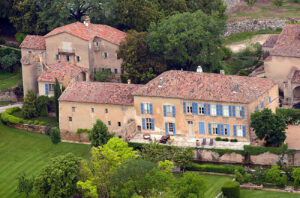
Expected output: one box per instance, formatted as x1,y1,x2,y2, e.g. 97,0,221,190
0,90,17,102
7,123,47,134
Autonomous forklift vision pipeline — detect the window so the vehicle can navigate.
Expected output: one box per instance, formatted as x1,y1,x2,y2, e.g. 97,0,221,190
224,126,228,135
122,105,126,111
260,102,264,109
144,103,151,114
103,52,108,58
91,108,94,113
95,41,99,46
146,118,152,130
269,96,272,103
236,106,242,117
186,102,192,113
211,104,217,116
212,123,218,135
56,54,60,60
118,122,121,127
41,52,45,58
255,106,259,111
198,103,205,115
28,50,32,54
72,107,75,112
114,69,118,74
66,55,70,62
108,121,111,126
76,56,80,62
105,108,108,113
165,105,173,116
223,105,229,117
68,117,72,121
237,125,243,137
169,122,174,132
49,84,55,91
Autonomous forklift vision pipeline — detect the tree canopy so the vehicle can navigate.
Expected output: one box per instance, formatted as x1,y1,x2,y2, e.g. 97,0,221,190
22,90,38,119
147,10,225,72
89,119,114,147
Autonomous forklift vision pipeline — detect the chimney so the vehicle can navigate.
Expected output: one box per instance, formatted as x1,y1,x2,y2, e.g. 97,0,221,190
196,66,203,73
127,79,131,84
158,77,163,88
220,70,225,75
83,16,90,26
233,84,239,93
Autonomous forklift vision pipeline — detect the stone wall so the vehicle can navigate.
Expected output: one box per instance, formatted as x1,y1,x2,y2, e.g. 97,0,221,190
7,123,47,134
0,90,17,102
225,18,300,37
224,0,240,13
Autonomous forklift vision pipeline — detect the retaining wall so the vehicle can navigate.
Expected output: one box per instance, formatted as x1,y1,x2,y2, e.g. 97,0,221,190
0,90,17,102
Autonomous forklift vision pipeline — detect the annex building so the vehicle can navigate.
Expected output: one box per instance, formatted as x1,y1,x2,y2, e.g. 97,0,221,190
59,69,279,148
20,17,126,96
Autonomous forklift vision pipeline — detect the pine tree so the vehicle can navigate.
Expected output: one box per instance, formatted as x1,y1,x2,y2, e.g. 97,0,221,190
22,90,38,119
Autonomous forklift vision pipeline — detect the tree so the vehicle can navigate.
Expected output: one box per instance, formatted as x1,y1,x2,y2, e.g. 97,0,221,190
173,147,194,172
54,78,62,122
265,165,287,186
245,0,257,7
117,30,166,84
140,140,172,163
34,153,81,198
158,160,174,173
77,138,137,198
251,108,287,147
50,127,61,145
292,167,300,188
16,173,34,197
272,0,284,7
0,51,19,72
94,69,115,82
147,10,225,72
22,90,38,119
176,172,207,198
36,95,50,116
89,119,114,147
111,159,175,198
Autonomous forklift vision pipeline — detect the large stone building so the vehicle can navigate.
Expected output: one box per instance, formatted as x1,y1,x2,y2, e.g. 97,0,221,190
20,17,126,96
251,24,300,105
59,70,278,146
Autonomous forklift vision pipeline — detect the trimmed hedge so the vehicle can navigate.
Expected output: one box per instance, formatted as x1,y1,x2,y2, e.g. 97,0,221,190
222,181,240,198
128,142,174,150
244,144,295,155
186,163,244,174
198,148,245,157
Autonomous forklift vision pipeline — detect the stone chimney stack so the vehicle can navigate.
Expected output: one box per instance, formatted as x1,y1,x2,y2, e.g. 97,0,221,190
127,79,131,84
196,66,203,73
220,70,225,75
158,77,163,88
83,16,90,26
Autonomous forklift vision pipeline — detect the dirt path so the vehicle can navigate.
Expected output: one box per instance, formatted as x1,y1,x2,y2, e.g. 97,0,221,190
225,34,272,53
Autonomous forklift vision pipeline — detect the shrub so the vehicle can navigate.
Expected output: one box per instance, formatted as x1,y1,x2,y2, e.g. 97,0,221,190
273,0,284,7
15,33,27,44
186,163,243,174
76,128,91,136
34,120,39,125
22,90,38,119
39,121,46,126
0,37,5,44
265,166,287,186
198,148,245,157
16,173,34,197
276,108,300,124
292,167,300,188
230,139,238,142
215,137,222,141
215,137,229,141
245,0,257,6
8,115,22,124
50,127,61,145
0,107,21,123
250,167,265,185
244,144,292,155
234,169,251,184
222,181,240,198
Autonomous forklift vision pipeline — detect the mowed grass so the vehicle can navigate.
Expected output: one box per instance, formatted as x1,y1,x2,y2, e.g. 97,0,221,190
12,111,58,127
241,189,300,198
0,122,90,198
200,174,233,198
0,69,22,90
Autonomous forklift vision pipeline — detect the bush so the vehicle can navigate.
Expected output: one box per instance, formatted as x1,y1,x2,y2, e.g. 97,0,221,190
222,181,240,198
230,139,238,142
0,37,5,45
215,137,222,141
234,169,251,184
76,128,91,136
199,148,245,157
245,0,257,6
292,167,300,188
251,167,265,185
273,0,284,7
265,166,287,187
0,107,21,123
34,120,39,125
186,163,243,174
16,173,34,197
50,127,61,144
39,121,46,126
215,137,229,141
15,33,27,44
276,108,300,124
244,144,293,155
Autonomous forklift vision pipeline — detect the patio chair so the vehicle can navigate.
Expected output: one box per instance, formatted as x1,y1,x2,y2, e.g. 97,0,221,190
209,138,214,146
201,138,206,146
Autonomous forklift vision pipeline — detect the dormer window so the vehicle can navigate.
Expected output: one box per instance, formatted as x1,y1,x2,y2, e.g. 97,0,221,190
66,55,70,62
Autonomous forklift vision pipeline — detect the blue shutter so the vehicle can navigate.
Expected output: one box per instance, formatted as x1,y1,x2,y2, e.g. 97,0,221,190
207,104,211,115
142,118,146,130
165,122,168,135
216,104,220,116
203,104,207,115
149,103,153,115
151,119,155,131
163,105,167,117
199,122,205,134
141,103,144,114
232,106,236,117
229,105,232,117
255,106,258,111
217,124,221,136
269,96,271,103
219,104,223,116
261,102,263,108
221,124,224,136
183,102,186,114
241,106,245,118
226,124,230,136
192,103,198,114
172,106,176,117
233,125,237,137
173,123,176,136
208,123,212,135
242,126,246,137
45,84,49,95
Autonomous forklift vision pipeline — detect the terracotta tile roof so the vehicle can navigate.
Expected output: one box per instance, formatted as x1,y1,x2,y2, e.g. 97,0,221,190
249,65,265,77
133,70,276,104
59,82,143,105
38,62,85,83
262,35,279,48
20,53,40,65
20,35,46,50
271,24,300,58
45,22,126,45
292,70,300,84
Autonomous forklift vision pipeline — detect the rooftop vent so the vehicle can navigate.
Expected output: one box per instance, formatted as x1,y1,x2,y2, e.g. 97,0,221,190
196,66,203,73
233,84,239,93
220,70,225,75
158,77,163,88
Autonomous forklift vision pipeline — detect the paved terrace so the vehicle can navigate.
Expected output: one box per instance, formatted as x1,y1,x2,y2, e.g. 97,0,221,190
130,133,250,150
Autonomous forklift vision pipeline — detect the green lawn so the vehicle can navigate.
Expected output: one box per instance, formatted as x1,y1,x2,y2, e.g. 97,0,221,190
0,122,90,198
0,70,22,91
12,111,58,127
241,189,300,198
0,101,16,107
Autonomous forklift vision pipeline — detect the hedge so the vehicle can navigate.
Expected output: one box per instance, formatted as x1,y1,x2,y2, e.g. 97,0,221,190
198,148,245,157
186,163,244,174
276,108,300,124
222,181,240,198
244,144,295,155
128,142,175,150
